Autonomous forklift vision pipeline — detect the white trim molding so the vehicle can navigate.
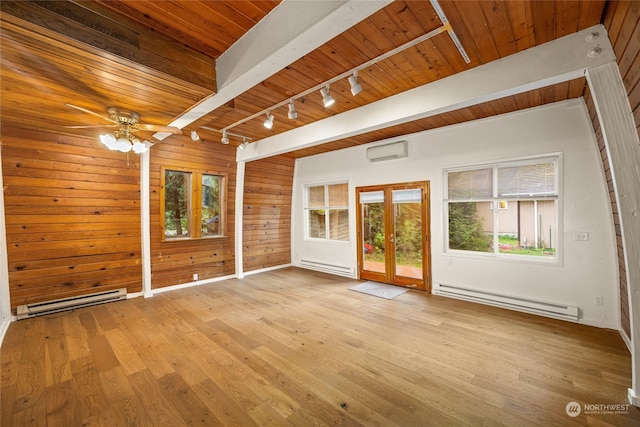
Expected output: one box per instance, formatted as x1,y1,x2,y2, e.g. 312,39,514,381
238,24,615,162
586,61,640,407
0,146,13,345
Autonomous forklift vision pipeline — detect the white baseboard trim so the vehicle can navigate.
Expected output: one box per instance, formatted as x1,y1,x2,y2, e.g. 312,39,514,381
577,317,619,330
619,329,632,353
243,263,292,277
0,315,15,346
127,291,144,300
628,388,640,407
151,274,237,295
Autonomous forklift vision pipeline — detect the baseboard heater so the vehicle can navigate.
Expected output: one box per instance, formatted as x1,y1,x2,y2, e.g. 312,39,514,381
16,288,127,320
432,283,579,321
299,259,354,277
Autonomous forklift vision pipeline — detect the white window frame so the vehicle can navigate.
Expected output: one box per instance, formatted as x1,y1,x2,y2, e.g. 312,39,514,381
303,181,350,243
444,154,562,264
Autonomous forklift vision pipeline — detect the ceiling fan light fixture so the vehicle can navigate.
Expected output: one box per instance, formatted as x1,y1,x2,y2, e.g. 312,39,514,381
264,112,274,129
115,136,132,153
287,100,298,120
99,133,117,150
320,85,335,107
132,140,148,154
348,71,363,96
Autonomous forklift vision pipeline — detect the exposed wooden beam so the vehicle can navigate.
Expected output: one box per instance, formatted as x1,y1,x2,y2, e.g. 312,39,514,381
155,0,392,138
237,25,614,162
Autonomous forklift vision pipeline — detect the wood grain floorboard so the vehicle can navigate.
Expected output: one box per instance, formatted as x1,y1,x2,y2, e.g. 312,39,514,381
2,267,639,426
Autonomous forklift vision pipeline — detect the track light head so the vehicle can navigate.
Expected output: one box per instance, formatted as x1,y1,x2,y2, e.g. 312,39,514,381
348,72,363,96
239,139,249,151
264,112,274,129
221,130,229,145
287,100,298,120
190,130,200,141
320,85,335,107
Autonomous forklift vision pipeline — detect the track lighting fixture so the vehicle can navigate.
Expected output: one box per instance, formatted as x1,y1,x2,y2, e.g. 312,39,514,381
239,138,249,150
221,129,229,144
320,84,335,107
190,130,200,141
263,111,274,129
348,71,363,96
287,99,298,120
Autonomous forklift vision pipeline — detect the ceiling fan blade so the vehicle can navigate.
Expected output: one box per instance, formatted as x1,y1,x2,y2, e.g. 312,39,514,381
65,124,118,129
65,103,118,124
136,123,182,134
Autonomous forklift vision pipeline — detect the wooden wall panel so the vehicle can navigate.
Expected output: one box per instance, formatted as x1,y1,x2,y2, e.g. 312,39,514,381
1,127,142,311
585,0,640,339
243,156,294,272
149,137,237,289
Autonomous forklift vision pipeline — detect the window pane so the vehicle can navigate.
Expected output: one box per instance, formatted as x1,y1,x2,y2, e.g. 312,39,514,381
328,209,349,241
328,183,348,207
448,202,492,252
448,168,493,199
498,162,556,198
308,186,325,208
308,210,326,238
498,200,556,256
165,170,190,238
201,174,221,236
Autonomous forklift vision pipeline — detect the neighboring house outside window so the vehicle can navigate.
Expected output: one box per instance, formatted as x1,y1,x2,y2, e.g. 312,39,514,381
305,182,349,242
162,167,225,240
445,155,559,261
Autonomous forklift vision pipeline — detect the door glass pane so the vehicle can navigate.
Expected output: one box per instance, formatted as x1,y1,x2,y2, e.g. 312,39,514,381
360,191,385,274
393,189,422,280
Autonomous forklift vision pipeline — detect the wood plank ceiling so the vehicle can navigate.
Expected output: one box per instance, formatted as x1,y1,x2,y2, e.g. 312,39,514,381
1,1,606,159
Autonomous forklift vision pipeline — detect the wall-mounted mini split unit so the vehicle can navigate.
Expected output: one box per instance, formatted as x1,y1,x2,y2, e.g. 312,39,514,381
366,140,408,162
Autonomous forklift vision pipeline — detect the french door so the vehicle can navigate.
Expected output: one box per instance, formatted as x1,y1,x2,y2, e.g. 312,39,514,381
356,181,431,291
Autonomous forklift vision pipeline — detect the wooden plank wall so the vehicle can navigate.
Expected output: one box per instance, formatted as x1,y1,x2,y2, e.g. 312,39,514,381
584,0,640,339
1,127,142,311
149,137,237,289
243,156,294,272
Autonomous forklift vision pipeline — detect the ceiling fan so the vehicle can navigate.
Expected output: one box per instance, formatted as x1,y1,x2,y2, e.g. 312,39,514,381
65,103,182,153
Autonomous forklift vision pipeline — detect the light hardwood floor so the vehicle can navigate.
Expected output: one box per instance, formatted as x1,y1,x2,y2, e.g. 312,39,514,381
2,267,639,426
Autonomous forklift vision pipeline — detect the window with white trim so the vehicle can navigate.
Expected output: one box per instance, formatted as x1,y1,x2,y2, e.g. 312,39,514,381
305,182,349,241
445,155,559,260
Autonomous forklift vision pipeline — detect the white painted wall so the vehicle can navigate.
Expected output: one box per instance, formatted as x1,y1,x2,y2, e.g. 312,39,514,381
292,99,619,328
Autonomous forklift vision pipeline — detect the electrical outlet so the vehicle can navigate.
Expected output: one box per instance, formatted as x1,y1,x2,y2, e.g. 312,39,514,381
193,273,199,281
575,231,589,241
593,296,603,306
